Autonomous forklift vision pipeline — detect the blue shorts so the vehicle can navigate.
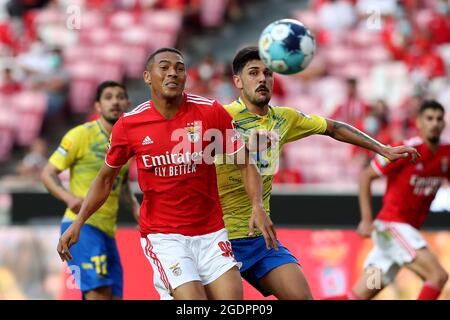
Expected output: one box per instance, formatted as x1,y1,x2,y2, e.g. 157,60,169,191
231,235,298,297
61,222,123,298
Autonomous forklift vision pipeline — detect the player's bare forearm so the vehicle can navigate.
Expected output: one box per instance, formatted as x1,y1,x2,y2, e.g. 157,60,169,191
323,119,420,162
41,163,74,203
73,164,120,227
358,166,379,222
237,148,264,208
236,148,277,248
120,181,140,223
324,119,385,154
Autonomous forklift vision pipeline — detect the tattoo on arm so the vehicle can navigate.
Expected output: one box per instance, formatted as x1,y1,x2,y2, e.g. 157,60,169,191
325,120,384,149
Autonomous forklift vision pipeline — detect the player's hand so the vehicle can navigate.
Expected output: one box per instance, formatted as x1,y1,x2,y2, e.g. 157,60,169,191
380,145,420,163
66,195,83,214
57,223,81,262
248,130,280,152
357,220,374,238
248,205,278,250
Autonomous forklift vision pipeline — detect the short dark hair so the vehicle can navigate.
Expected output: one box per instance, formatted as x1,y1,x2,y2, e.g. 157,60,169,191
95,81,128,102
232,46,261,75
145,47,184,70
419,100,445,115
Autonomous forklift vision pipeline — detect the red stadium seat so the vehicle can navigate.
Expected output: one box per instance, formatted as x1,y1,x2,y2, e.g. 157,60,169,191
118,26,150,77
108,10,138,30
200,0,227,28
81,27,114,45
11,91,47,147
142,10,182,33
292,10,319,31
66,61,98,113
80,10,105,30
93,44,124,81
0,107,15,161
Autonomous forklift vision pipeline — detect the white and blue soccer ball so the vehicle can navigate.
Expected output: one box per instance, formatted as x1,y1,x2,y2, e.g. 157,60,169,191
258,19,316,75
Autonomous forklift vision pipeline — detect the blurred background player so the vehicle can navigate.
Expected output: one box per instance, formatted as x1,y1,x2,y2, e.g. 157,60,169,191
57,48,277,300
327,100,449,300
215,46,419,300
41,81,140,300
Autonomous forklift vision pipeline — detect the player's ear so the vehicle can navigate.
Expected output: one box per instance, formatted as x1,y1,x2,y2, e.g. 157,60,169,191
94,101,101,113
143,70,151,86
233,74,243,89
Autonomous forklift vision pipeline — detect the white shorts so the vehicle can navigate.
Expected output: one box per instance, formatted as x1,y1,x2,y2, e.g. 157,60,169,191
140,228,241,300
364,220,428,284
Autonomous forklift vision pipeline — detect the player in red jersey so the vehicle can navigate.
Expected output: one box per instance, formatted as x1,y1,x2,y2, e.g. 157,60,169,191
57,48,276,300
327,100,449,300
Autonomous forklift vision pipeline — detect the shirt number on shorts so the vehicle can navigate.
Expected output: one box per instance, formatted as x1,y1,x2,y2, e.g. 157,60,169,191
218,241,234,258
91,255,107,276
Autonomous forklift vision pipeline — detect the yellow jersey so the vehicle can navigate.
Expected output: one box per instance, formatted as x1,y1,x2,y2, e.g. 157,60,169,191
216,98,327,240
49,120,129,238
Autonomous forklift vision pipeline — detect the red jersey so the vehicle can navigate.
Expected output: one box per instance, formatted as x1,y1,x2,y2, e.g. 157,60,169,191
371,137,450,229
106,93,244,236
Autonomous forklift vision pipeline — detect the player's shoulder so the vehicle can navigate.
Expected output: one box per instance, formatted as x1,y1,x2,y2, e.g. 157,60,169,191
185,93,216,107
439,139,450,152
223,100,245,116
65,121,95,138
272,106,299,116
123,100,151,119
273,106,319,120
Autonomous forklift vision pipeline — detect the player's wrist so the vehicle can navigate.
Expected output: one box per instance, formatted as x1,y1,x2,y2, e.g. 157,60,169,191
376,145,389,157
251,202,265,211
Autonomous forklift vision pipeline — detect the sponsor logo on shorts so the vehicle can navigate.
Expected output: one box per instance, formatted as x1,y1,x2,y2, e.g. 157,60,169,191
170,262,182,276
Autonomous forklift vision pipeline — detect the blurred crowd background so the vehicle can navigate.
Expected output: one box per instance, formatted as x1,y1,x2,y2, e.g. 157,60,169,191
0,0,449,188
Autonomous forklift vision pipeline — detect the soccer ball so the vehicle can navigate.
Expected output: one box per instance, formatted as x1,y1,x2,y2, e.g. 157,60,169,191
258,19,316,75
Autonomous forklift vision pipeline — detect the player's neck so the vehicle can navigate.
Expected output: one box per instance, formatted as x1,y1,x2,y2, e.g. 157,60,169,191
98,117,113,135
425,139,440,153
151,93,184,119
240,96,268,116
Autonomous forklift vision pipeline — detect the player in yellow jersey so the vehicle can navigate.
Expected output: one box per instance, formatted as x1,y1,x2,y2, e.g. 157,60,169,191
41,81,140,300
215,47,419,299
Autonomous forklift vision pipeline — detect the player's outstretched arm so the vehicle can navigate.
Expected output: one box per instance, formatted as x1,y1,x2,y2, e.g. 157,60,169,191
41,163,83,213
57,164,121,262
323,119,420,162
357,165,380,238
235,147,278,250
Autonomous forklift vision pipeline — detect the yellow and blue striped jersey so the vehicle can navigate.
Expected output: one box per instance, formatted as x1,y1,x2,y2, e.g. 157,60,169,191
49,121,129,238
215,98,327,240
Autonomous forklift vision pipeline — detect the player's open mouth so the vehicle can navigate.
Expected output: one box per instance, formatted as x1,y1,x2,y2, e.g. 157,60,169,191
165,82,178,88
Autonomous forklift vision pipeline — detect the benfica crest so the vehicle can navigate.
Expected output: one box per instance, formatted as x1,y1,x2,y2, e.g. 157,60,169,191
185,121,201,143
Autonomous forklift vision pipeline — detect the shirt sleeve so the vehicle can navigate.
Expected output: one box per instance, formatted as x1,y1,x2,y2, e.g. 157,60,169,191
213,101,245,156
105,116,133,168
283,108,327,143
370,152,407,176
49,126,83,171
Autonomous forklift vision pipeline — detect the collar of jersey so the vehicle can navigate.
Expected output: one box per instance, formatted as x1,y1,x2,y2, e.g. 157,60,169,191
148,93,188,120
95,120,110,140
236,97,272,118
